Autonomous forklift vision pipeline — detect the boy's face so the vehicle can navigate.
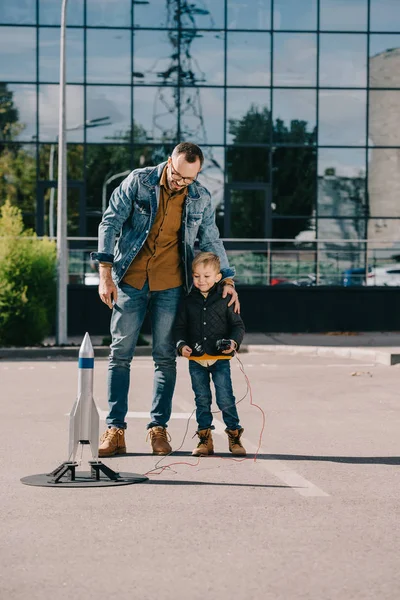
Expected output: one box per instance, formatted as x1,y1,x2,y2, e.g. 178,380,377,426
192,263,222,292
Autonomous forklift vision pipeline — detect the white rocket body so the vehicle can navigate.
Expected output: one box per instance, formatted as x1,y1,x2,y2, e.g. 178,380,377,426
69,333,99,461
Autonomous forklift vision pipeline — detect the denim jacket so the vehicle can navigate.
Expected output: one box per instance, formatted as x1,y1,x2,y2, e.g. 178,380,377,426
91,161,235,292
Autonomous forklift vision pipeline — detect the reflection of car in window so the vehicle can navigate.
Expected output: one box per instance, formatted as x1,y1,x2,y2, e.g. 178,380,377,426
366,265,400,287
342,267,371,287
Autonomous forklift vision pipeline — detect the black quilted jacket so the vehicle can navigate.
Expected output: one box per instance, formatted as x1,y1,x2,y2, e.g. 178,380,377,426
174,283,245,357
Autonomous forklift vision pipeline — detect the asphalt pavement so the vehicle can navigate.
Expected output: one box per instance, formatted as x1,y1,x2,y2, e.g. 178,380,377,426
1,352,400,600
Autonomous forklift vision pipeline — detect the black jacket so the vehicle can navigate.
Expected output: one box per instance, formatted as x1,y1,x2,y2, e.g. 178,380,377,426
174,283,245,357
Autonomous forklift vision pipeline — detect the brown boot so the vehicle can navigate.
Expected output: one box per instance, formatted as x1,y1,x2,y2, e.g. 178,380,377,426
98,427,126,457
192,428,214,456
147,426,172,455
226,428,246,456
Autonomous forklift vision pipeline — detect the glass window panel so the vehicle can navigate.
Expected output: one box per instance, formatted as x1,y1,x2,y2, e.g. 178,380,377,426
318,90,367,146
368,149,400,220
39,144,84,180
87,86,131,143
39,84,84,142
87,30,131,84
181,0,224,29
134,0,178,28
0,27,36,82
1,84,37,141
273,147,316,218
1,0,36,24
180,31,224,86
227,89,270,144
273,90,316,144
318,149,366,217
317,240,366,285
272,216,316,241
226,147,270,183
180,88,224,145
227,0,270,29
274,33,316,86
370,42,400,88
39,0,83,26
320,0,367,32
273,0,316,30
318,220,365,240
227,32,270,86
133,30,178,85
197,145,225,212
133,145,173,169
87,0,131,26
0,144,37,230
319,34,367,87
370,0,400,32
229,189,268,238
368,219,400,246
369,91,400,146
39,28,84,83
134,87,177,143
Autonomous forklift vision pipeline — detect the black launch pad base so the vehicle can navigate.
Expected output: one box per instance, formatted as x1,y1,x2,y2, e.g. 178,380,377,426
21,461,149,488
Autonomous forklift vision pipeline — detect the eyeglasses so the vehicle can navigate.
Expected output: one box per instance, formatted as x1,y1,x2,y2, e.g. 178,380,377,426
169,159,199,185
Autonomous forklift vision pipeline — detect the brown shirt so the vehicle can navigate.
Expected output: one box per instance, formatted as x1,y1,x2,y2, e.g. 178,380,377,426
123,166,187,291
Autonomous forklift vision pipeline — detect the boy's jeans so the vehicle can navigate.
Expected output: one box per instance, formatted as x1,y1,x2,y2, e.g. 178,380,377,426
188,359,241,431
106,281,183,430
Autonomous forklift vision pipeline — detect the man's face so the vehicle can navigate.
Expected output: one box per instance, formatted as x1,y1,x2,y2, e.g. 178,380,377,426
192,263,222,292
166,154,201,192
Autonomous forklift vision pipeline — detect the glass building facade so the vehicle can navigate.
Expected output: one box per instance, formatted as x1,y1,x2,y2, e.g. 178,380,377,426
1,0,400,284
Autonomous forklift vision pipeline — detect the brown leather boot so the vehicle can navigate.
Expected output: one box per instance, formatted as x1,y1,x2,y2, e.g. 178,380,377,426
192,429,214,456
226,428,246,456
147,426,172,455
98,427,126,457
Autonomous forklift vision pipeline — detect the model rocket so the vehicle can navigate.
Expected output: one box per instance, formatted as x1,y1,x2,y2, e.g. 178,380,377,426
68,332,99,461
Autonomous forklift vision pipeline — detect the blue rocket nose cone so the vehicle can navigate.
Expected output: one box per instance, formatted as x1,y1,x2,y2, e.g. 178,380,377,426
79,332,94,358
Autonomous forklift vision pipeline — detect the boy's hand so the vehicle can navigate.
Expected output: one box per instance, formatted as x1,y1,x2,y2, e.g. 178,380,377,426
222,340,237,354
181,345,193,358
222,284,240,314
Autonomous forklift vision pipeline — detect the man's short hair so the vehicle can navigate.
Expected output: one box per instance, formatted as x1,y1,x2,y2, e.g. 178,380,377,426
172,142,204,167
192,252,220,273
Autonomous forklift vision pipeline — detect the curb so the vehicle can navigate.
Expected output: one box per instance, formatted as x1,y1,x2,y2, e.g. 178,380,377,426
245,344,400,366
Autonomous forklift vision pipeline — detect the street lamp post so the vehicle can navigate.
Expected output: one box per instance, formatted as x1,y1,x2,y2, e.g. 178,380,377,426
56,0,68,345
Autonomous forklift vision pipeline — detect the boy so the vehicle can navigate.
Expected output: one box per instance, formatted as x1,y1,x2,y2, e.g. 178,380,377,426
174,252,246,457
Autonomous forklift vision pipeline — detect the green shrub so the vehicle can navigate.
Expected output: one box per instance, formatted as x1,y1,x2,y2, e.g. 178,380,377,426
0,201,56,345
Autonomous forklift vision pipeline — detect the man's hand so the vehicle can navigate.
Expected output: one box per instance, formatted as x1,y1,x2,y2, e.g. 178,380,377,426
99,265,118,309
222,284,240,314
181,345,193,358
222,340,237,354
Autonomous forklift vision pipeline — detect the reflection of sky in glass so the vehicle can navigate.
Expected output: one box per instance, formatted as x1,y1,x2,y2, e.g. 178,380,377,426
369,37,400,88
273,33,316,86
86,87,131,143
134,0,177,28
39,85,84,142
134,30,178,85
134,87,177,142
319,90,367,145
87,30,131,84
87,0,131,27
227,32,270,86
273,0,317,30
1,0,36,24
181,0,224,29
318,148,366,177
6,84,36,141
320,34,367,87
0,27,36,81
180,32,225,86
320,0,367,32
180,88,224,145
39,28,84,83
370,0,400,32
370,35,400,60
273,89,316,132
227,0,270,29
39,0,83,26
226,89,270,143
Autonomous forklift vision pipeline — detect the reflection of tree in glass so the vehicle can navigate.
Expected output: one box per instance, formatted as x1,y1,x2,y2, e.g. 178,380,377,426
228,104,316,239
0,83,22,145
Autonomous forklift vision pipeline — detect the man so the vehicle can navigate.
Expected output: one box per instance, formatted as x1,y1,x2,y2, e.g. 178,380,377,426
91,142,239,457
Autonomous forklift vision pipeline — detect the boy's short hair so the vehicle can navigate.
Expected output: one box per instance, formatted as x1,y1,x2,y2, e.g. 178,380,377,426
192,252,220,273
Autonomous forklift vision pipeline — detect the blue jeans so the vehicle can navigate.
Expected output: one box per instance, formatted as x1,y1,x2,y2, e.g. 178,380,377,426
106,281,183,430
188,359,241,431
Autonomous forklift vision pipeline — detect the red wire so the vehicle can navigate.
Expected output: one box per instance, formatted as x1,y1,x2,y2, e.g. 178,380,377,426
145,356,266,476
